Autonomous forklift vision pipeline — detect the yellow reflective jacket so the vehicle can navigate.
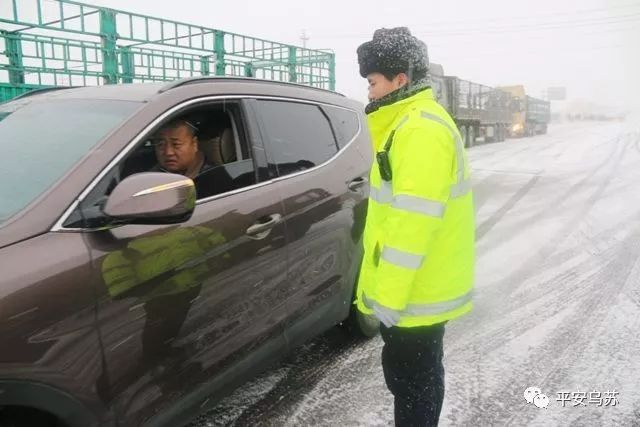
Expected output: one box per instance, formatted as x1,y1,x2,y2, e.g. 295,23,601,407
356,89,475,328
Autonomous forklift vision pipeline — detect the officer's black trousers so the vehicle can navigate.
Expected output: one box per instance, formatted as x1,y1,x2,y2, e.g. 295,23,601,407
380,322,447,427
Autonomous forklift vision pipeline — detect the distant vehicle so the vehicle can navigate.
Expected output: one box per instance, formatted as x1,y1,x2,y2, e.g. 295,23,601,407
0,77,378,427
497,85,551,137
431,64,512,147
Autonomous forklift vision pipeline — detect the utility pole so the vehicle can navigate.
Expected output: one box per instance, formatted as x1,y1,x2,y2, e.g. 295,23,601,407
300,29,309,48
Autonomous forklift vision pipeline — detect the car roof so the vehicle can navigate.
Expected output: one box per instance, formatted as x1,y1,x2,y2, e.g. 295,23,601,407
7,77,349,105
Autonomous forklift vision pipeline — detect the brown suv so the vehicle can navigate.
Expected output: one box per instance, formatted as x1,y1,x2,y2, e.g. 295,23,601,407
0,78,378,427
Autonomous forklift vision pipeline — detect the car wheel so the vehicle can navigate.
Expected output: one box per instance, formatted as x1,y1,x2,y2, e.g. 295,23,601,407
0,407,62,427
461,125,469,148
345,304,380,338
468,126,476,148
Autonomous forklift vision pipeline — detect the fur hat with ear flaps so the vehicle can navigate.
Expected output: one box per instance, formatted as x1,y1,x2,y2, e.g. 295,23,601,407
357,27,429,80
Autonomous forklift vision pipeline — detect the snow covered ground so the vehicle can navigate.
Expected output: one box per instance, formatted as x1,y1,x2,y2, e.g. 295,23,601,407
192,121,640,426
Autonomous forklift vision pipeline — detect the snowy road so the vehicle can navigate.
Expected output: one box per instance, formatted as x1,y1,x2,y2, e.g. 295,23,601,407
191,122,640,426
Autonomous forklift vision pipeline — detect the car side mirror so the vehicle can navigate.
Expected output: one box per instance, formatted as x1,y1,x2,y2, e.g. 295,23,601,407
103,172,196,224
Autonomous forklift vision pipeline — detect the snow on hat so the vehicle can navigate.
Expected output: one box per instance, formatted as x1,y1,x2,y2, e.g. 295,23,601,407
357,27,429,79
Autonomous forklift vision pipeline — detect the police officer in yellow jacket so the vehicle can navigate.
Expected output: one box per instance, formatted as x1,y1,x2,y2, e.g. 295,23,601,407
356,27,475,426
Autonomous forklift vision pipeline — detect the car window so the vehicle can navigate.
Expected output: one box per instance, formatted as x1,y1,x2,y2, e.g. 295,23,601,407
256,100,338,177
322,106,360,149
0,98,141,225
63,103,259,228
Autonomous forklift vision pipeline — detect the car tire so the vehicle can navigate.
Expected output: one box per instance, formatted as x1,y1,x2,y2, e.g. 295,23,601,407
0,407,61,427
345,304,380,338
498,125,505,142
468,126,476,148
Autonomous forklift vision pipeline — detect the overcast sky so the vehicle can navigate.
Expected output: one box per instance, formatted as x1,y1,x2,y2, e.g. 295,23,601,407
6,0,640,111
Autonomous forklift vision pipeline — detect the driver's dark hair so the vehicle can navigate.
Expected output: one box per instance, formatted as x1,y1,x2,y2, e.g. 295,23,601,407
162,118,199,137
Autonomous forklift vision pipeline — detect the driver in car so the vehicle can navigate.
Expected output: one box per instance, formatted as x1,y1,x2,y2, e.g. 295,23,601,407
151,119,212,179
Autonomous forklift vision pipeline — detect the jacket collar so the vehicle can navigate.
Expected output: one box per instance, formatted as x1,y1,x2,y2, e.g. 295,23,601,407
367,88,436,146
365,78,432,114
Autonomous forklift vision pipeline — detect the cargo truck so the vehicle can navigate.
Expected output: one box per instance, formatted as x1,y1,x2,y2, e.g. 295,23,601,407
431,64,512,148
497,85,551,137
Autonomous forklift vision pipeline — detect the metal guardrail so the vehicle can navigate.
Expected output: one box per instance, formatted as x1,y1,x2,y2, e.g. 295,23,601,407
0,0,336,102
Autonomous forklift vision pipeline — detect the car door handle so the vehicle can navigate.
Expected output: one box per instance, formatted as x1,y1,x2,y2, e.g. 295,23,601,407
246,214,282,237
348,177,368,191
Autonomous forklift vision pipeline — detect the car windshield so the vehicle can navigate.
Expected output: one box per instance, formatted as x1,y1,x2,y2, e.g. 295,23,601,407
0,98,141,225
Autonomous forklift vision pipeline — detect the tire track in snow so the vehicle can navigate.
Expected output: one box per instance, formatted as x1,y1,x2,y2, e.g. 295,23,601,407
475,175,540,241
446,227,640,425
475,132,625,247
452,136,632,354
476,132,628,304
504,226,640,426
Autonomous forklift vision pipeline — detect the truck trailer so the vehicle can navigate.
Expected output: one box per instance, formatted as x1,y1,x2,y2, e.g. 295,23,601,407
431,64,512,148
497,85,551,137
